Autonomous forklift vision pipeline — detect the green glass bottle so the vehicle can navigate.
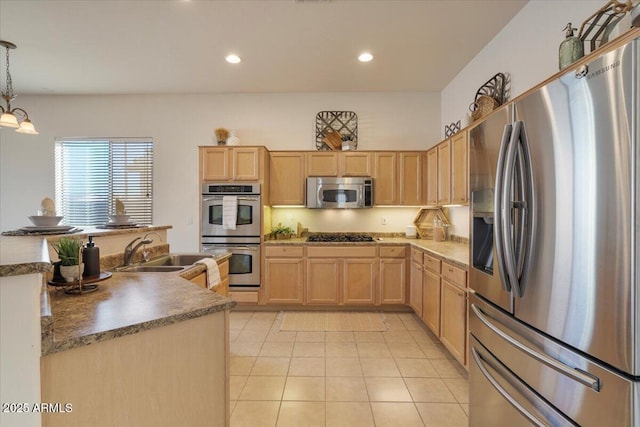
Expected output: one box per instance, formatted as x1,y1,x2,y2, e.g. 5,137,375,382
559,23,584,70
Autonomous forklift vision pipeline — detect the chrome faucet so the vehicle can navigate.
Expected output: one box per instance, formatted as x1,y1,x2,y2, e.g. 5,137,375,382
123,236,153,266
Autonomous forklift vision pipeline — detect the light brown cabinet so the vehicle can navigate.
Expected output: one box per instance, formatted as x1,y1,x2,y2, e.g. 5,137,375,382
421,254,441,336
270,152,305,205
440,279,467,365
426,148,438,205
190,260,229,297
450,131,469,204
306,258,341,304
200,146,264,181
306,152,339,176
437,141,451,205
264,245,305,304
340,152,373,177
373,152,398,205
379,246,407,305
343,258,376,304
409,249,423,317
399,152,424,205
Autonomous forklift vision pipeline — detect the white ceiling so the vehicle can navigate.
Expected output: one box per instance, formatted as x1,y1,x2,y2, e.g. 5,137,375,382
0,0,527,95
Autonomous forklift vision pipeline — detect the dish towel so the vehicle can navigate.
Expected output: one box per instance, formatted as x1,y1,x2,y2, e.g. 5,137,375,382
222,196,238,230
195,258,221,290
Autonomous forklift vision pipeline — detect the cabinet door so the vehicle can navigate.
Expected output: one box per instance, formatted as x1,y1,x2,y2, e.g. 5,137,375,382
440,280,467,365
437,141,451,205
270,152,305,205
264,258,304,304
450,131,468,205
306,258,340,304
343,258,376,305
399,152,422,205
340,152,373,177
426,148,438,205
307,152,339,176
422,269,441,336
232,147,261,180
373,152,397,205
379,258,406,304
409,260,423,317
201,147,230,181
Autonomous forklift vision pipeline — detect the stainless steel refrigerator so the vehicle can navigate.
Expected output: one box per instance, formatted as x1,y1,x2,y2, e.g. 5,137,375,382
469,35,639,426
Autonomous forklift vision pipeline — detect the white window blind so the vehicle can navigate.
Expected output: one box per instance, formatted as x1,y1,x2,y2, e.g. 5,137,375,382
54,138,153,226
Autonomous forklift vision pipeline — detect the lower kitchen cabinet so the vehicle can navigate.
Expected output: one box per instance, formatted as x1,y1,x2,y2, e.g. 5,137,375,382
343,258,376,304
440,279,467,365
409,258,423,317
379,258,406,304
264,258,304,304
422,269,441,336
306,258,340,304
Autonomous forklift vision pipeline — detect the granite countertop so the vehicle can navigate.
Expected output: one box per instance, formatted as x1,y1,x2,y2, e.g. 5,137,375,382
0,225,172,277
264,236,469,268
41,253,234,356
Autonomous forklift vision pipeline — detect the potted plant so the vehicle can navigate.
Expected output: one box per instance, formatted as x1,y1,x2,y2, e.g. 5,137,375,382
272,224,295,240
50,237,83,282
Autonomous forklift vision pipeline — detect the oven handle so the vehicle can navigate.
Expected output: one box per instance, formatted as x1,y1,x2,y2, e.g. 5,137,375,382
202,196,260,202
205,246,258,252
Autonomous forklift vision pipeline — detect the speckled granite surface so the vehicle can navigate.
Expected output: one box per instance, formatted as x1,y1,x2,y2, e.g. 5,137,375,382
264,237,469,268
42,268,235,356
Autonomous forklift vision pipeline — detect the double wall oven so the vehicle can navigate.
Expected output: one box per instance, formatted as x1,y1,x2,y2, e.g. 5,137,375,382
201,183,261,290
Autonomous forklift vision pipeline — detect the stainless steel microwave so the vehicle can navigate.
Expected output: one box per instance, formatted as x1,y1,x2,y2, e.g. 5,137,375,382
306,177,373,209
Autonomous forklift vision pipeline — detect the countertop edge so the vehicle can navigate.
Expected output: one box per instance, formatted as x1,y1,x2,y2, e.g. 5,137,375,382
1,261,53,277
42,298,236,356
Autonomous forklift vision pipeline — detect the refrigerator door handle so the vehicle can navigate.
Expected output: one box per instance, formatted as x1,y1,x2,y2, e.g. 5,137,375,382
501,121,522,296
471,303,601,391
494,123,513,293
515,121,535,295
471,347,577,427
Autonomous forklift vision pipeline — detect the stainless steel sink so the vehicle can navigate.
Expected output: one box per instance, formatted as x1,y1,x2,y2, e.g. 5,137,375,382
143,253,215,267
118,265,186,273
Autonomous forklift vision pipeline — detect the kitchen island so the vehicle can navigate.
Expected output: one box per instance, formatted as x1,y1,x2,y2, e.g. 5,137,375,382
1,227,235,427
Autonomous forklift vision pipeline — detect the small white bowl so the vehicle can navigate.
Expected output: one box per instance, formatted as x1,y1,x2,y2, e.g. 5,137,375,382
29,215,63,227
109,214,131,224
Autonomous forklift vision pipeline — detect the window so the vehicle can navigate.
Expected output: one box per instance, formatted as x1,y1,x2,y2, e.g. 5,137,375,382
54,138,153,226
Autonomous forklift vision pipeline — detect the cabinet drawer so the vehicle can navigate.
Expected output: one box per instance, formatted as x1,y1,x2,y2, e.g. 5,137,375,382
410,248,423,264
441,262,467,288
379,246,406,258
265,245,304,258
307,246,376,258
423,253,441,274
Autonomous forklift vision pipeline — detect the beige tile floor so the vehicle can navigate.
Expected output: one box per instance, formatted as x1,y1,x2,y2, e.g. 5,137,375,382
229,311,469,427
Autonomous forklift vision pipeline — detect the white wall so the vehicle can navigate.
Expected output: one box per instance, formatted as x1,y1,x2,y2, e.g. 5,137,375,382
0,92,440,251
440,0,603,133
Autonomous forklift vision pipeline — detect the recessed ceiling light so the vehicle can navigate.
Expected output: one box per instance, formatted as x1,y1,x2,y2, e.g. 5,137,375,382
225,54,241,64
358,52,373,62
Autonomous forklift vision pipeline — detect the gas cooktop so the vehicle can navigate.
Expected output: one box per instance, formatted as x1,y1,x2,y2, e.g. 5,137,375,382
306,233,376,243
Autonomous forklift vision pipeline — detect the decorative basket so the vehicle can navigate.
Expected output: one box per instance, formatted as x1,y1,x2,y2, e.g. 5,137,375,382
470,95,499,121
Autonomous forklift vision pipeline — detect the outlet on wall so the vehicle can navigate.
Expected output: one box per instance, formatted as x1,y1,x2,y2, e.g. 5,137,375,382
380,216,387,225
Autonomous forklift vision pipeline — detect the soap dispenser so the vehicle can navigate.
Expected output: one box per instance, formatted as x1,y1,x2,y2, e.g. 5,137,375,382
559,23,584,70
82,236,100,278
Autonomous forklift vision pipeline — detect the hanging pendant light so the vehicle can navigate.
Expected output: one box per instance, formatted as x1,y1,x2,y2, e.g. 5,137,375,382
0,40,38,135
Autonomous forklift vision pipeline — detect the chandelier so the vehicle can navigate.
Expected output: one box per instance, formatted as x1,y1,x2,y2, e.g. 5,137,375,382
0,40,38,135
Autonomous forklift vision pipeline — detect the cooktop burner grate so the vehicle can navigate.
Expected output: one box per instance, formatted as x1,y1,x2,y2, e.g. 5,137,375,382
306,233,375,243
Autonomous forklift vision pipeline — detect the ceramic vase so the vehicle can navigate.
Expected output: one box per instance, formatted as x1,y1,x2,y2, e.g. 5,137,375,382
60,263,84,283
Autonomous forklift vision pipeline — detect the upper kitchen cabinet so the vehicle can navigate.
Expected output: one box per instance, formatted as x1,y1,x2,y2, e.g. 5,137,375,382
399,152,425,205
340,152,373,177
306,152,339,176
437,141,451,205
450,131,469,205
200,146,267,182
270,152,305,205
373,152,398,205
426,148,438,205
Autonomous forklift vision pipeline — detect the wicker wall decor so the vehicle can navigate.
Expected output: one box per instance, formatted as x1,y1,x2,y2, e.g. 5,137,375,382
315,111,358,151
469,73,509,121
